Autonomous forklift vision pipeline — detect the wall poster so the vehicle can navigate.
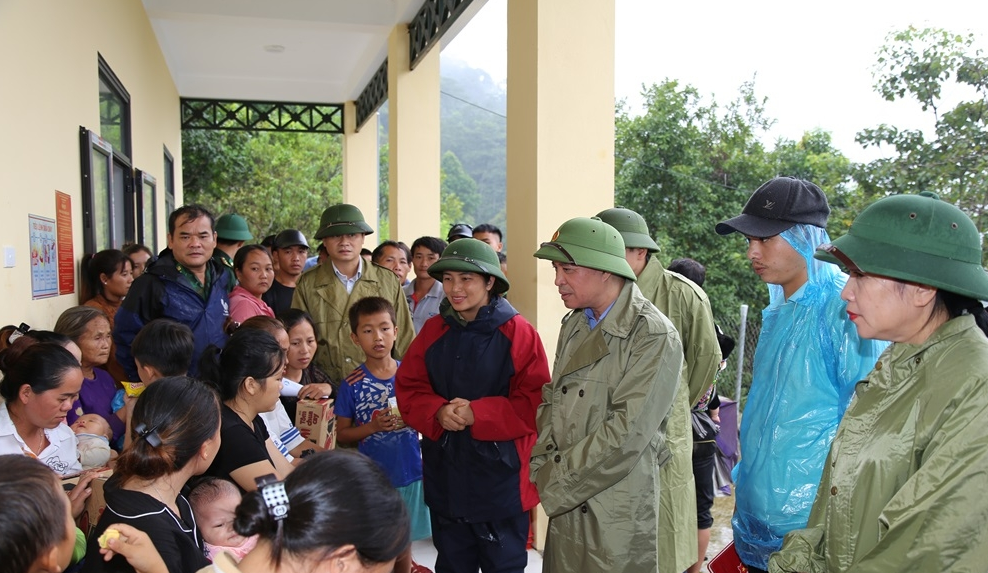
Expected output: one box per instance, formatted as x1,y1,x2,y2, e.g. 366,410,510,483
56,191,75,295
29,214,58,299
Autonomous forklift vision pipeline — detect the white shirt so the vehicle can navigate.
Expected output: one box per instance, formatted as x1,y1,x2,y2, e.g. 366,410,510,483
332,259,363,294
259,400,305,461
0,402,82,476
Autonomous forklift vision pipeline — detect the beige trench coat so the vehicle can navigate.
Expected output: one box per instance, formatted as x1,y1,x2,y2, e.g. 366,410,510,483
531,281,683,573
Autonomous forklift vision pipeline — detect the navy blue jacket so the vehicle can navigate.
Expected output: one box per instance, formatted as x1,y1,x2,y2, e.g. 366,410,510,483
113,251,231,379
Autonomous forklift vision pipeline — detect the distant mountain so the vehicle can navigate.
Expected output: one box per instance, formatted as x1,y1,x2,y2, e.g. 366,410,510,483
440,59,507,228
377,59,508,231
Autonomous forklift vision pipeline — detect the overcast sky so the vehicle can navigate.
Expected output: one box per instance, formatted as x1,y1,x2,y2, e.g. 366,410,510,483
442,0,988,162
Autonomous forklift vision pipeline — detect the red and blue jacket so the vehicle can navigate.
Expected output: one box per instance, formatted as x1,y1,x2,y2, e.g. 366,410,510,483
396,296,550,522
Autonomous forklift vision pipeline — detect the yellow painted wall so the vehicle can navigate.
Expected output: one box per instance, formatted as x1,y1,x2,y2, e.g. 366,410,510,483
0,0,180,328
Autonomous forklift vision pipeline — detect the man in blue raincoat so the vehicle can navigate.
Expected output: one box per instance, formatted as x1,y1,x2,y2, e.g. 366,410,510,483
715,177,886,572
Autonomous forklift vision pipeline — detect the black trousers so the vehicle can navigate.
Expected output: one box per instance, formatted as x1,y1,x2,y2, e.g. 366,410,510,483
431,511,529,573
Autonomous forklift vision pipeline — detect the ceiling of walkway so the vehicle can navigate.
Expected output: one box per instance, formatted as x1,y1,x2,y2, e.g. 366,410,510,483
142,0,482,103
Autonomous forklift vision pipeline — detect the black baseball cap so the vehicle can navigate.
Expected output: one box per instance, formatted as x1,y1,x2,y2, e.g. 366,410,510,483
716,177,830,237
273,229,310,250
447,223,473,242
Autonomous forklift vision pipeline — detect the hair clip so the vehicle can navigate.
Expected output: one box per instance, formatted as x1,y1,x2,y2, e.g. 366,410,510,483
256,474,290,521
134,423,162,447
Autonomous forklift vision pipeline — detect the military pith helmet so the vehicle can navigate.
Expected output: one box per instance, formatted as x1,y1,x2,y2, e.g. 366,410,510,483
596,207,660,252
314,204,374,240
214,214,253,241
533,217,637,281
428,238,509,295
815,192,988,300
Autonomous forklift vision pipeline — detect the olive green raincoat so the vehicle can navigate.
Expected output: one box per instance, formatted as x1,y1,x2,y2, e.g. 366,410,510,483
636,255,722,572
531,281,683,573
291,260,414,383
770,315,988,572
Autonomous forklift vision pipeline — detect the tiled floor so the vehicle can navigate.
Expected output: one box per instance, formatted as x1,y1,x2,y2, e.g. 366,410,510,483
411,538,544,573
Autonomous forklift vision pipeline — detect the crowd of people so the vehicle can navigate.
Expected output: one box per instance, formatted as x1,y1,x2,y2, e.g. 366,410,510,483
2,177,988,573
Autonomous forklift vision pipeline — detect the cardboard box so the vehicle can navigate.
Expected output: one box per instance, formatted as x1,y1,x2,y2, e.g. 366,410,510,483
63,468,113,538
295,398,336,450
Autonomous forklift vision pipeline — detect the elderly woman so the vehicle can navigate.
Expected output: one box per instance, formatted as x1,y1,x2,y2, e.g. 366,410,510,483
55,306,127,442
769,192,988,572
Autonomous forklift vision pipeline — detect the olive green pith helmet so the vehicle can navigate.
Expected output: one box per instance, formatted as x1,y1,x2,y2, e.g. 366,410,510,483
533,217,637,281
214,213,253,241
815,192,988,300
428,238,509,295
314,204,374,240
595,207,660,253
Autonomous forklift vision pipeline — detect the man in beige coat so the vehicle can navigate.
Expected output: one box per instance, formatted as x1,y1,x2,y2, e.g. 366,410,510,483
531,217,683,573
292,204,414,384
598,207,722,573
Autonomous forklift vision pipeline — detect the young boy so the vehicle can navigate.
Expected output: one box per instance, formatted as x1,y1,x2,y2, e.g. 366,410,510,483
336,297,430,572
131,318,195,384
123,319,195,447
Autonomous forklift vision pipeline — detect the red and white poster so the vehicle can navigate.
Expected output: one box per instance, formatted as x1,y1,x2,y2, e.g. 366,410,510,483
56,191,74,295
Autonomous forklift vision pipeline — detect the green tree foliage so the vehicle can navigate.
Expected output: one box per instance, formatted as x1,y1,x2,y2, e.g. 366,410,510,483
615,80,774,320
615,81,858,322
440,151,476,228
182,130,343,241
856,26,988,262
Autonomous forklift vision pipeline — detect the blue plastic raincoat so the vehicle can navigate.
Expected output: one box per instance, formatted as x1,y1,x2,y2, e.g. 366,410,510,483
732,224,887,569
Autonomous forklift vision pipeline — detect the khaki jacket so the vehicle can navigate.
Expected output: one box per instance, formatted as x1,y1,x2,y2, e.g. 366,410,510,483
291,260,413,383
531,281,683,573
771,315,988,573
635,255,722,572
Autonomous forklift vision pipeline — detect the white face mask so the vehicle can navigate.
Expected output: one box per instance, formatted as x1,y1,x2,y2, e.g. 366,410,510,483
205,534,259,562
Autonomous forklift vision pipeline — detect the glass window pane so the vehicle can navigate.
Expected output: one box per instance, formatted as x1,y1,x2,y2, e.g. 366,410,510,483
99,76,129,157
143,180,156,252
111,162,127,248
92,147,111,251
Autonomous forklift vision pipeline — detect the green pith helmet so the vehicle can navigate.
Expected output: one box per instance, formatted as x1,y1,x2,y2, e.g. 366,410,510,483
533,217,636,281
214,214,253,241
815,192,988,300
428,238,509,295
314,204,374,240
596,207,660,253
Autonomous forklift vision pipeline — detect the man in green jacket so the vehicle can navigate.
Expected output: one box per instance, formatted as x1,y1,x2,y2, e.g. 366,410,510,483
598,207,722,573
292,204,414,384
531,217,683,573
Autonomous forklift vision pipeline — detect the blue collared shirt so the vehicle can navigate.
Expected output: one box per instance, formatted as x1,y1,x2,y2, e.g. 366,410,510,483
584,300,616,329
332,259,363,294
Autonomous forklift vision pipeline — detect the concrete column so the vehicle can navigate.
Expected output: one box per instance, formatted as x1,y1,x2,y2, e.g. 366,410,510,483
388,24,442,243
343,101,380,248
506,0,616,346
505,0,616,550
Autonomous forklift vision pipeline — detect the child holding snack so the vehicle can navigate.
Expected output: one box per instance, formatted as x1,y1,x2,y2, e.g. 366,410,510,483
188,477,259,561
71,413,117,469
336,297,430,573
